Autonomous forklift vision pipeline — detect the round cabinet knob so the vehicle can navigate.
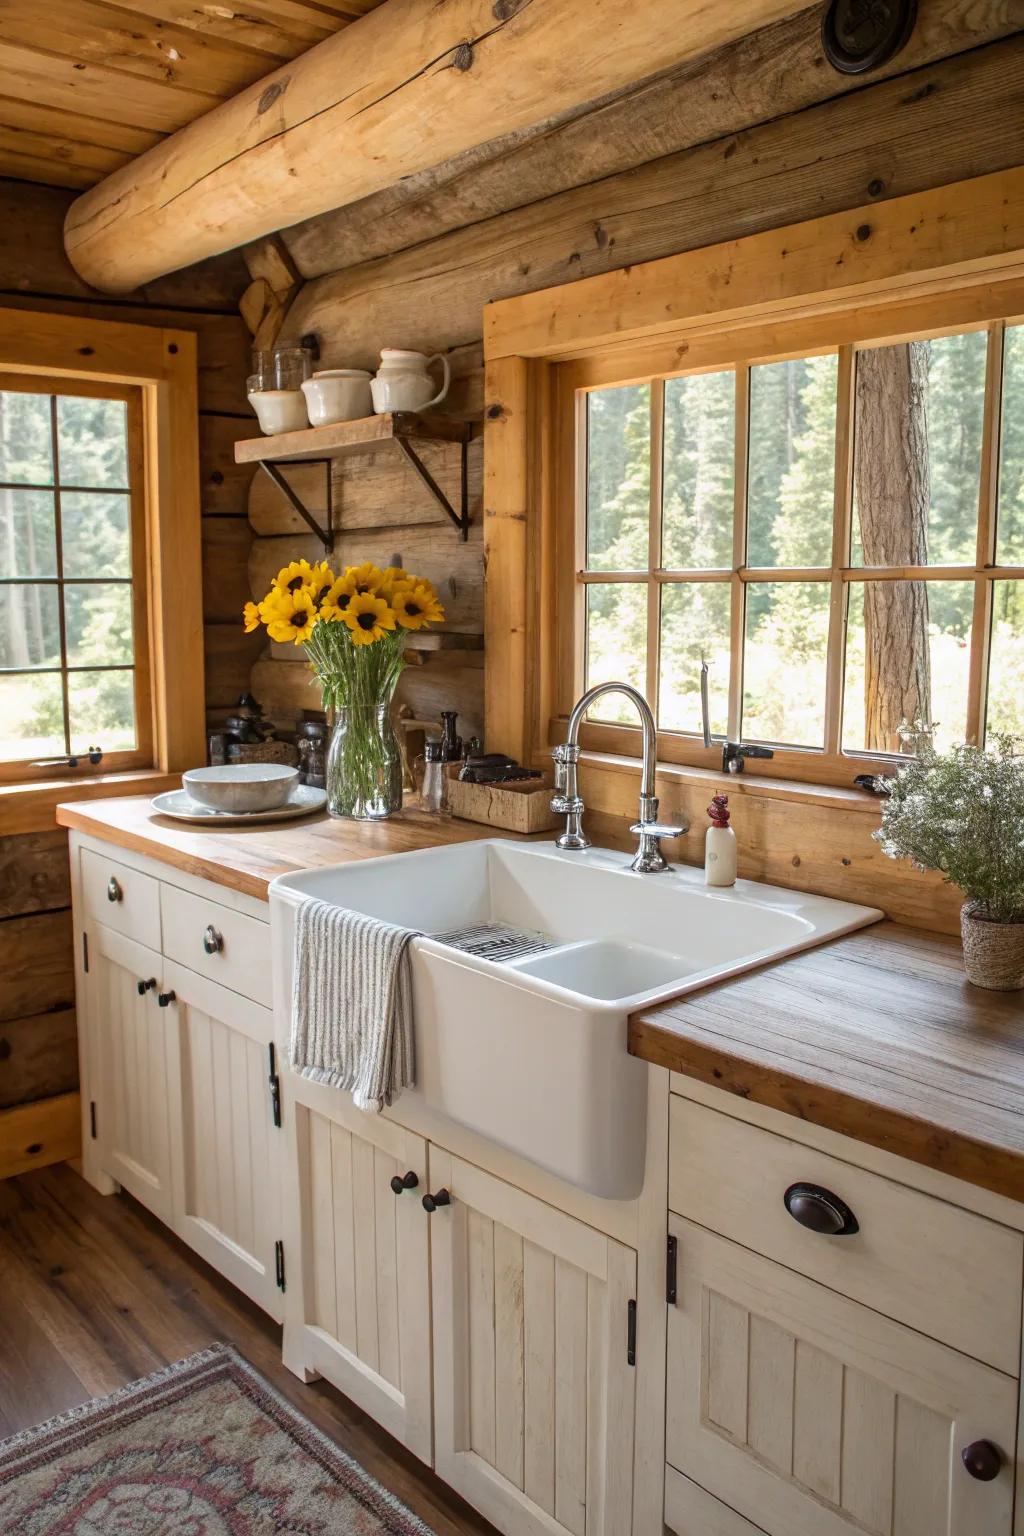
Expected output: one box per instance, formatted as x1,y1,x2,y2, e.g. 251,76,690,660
422,1188,451,1214
136,977,156,996
783,1182,859,1236
157,990,176,1008
203,925,223,955
962,1441,1003,1482
390,1170,419,1195
107,876,122,903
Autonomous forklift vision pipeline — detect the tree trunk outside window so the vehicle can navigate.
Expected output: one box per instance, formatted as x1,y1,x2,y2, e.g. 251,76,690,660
854,342,932,752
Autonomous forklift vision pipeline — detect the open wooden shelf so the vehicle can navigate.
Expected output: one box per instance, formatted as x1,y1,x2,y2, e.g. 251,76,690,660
234,411,471,465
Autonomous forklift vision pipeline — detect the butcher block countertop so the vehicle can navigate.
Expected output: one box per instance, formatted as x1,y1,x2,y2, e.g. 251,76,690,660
631,922,1024,1203
57,796,1022,1202
56,794,516,903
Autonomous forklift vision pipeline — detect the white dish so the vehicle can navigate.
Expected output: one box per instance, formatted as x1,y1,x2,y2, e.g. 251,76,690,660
301,369,373,425
247,388,308,435
152,786,326,825
183,762,298,812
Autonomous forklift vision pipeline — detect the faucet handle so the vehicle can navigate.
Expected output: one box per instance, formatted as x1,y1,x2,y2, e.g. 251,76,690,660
629,819,686,839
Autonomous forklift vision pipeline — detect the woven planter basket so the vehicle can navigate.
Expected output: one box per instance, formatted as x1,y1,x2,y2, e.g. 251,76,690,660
960,902,1024,991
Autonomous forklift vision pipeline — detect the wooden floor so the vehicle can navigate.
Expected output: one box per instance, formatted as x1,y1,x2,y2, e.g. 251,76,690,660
0,1162,497,1536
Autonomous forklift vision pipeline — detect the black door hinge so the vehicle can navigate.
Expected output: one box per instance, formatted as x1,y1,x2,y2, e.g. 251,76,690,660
275,1239,286,1292
268,1043,282,1129
626,1299,637,1366
89,1100,97,1140
82,932,89,973
667,1233,678,1305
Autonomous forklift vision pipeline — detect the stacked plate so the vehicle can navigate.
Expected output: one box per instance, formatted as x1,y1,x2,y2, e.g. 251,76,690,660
151,763,327,825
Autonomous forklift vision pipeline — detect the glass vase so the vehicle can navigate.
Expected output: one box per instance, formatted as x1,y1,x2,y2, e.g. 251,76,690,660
326,702,403,820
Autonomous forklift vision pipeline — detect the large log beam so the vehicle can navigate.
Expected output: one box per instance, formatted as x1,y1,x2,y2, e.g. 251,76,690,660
63,0,812,293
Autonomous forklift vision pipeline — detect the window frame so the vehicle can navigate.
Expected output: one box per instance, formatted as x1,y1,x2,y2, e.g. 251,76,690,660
552,308,1024,789
0,305,205,792
0,372,153,782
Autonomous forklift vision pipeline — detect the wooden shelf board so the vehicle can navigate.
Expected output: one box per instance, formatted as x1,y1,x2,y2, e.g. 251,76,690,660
234,412,472,465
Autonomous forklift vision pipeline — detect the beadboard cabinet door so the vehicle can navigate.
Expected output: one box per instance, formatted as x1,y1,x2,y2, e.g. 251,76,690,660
430,1148,637,1536
163,960,283,1321
666,1216,1016,1536
285,1096,432,1462
86,924,174,1223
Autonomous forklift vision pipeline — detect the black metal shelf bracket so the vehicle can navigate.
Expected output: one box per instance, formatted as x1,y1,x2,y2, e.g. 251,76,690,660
258,458,334,553
396,436,471,542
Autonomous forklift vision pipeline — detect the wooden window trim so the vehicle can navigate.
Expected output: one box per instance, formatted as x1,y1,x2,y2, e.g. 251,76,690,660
482,169,1024,798
0,308,204,795
0,373,153,782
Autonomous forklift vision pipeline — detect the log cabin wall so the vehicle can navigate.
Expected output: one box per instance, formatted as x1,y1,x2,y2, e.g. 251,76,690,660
0,178,252,1171
247,2,1023,930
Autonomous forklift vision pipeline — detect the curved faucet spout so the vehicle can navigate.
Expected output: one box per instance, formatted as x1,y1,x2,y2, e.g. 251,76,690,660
551,681,687,870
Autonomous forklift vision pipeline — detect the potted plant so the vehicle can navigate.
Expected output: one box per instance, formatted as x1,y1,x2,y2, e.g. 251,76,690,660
874,734,1024,990
243,558,444,820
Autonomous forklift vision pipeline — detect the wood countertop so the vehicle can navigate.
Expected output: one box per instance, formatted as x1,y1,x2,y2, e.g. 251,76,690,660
56,795,514,903
56,797,1023,1202
631,922,1024,1203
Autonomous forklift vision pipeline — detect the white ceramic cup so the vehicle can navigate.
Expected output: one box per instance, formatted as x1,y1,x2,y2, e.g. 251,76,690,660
247,388,308,435
301,369,374,426
370,349,451,414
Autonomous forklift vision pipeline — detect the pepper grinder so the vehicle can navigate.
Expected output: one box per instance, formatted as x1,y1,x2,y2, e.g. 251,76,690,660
439,711,463,763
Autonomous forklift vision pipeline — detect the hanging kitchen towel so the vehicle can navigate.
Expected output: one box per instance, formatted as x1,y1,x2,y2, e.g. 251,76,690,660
291,896,418,1112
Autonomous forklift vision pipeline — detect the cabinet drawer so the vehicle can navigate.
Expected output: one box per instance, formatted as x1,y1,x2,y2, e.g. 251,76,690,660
160,883,270,1004
665,1467,767,1536
667,1217,1016,1536
669,1096,1022,1375
81,847,161,949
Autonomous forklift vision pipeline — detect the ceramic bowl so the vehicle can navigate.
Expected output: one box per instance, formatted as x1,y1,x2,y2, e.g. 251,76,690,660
182,763,299,813
301,369,373,426
246,387,308,435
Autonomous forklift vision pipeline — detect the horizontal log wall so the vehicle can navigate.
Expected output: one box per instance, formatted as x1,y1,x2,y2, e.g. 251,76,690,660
0,180,251,1159
253,6,1022,927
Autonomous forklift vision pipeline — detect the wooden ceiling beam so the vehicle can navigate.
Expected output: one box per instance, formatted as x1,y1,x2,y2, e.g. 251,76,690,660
63,0,814,293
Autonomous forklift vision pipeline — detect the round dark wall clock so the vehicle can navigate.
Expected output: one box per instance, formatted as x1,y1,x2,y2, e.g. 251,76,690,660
821,0,918,75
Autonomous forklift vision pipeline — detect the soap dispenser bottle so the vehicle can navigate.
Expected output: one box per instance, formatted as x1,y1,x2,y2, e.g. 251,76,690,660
704,794,736,887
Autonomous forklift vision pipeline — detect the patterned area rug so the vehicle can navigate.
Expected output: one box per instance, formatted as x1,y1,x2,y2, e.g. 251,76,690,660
0,1343,435,1534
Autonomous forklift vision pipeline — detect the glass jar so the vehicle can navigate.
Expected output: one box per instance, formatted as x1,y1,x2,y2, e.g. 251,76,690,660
326,704,403,819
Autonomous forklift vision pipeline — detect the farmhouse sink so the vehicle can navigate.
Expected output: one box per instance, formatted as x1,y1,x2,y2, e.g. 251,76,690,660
270,840,881,1198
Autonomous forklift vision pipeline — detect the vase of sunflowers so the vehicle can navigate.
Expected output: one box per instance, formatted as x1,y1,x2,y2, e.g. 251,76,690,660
243,558,445,820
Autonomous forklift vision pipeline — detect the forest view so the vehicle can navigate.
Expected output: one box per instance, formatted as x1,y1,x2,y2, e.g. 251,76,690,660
584,324,1024,755
0,388,137,762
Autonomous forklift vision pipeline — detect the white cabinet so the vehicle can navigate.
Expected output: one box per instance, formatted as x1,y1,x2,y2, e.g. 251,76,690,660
666,1216,1017,1536
87,923,174,1224
76,839,284,1322
163,960,283,1320
430,1149,637,1536
283,1097,432,1460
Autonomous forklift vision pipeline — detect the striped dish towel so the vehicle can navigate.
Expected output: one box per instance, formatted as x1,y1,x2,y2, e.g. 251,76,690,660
290,897,418,1113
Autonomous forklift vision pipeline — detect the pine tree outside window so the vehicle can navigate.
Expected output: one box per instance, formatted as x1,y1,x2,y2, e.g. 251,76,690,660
0,376,151,777
570,319,1024,787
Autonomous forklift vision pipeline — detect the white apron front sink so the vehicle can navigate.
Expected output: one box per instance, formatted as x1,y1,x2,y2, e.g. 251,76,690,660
270,840,881,1198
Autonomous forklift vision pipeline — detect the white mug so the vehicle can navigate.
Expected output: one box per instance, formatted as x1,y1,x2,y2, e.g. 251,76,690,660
370,349,451,414
301,369,373,426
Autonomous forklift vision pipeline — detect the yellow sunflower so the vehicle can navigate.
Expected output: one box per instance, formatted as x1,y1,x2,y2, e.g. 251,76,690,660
307,560,338,611
343,592,397,645
392,580,445,630
272,558,318,595
319,573,357,621
242,600,263,633
345,561,386,597
378,565,410,602
265,588,319,645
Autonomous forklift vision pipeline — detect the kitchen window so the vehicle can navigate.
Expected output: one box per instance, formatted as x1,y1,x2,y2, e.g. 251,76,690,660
0,377,151,777
567,318,1024,784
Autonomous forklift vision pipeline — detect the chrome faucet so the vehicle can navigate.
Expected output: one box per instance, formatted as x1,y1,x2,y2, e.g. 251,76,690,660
551,682,686,873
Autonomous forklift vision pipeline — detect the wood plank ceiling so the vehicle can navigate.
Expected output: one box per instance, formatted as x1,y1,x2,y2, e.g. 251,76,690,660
0,0,386,189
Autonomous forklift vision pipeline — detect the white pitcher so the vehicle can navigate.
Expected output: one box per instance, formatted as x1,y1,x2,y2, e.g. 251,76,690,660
370,349,450,414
